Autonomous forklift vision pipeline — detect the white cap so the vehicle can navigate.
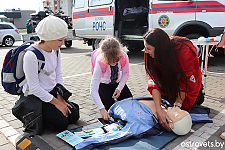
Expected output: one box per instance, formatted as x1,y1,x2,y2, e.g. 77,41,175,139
35,16,68,41
172,115,192,135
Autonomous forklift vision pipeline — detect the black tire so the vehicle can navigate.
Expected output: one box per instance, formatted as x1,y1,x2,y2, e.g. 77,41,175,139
92,39,101,50
186,34,201,40
3,36,14,47
65,40,72,47
126,41,144,52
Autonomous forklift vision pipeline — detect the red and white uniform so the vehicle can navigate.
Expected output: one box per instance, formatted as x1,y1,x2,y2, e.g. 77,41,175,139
147,37,202,112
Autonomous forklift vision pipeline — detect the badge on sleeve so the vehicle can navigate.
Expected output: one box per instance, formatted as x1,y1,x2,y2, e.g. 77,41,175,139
190,75,196,83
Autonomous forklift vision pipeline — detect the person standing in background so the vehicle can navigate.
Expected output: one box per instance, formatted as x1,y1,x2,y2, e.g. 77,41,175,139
26,19,33,34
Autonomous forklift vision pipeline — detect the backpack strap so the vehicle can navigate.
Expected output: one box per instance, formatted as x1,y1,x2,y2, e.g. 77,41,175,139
31,44,49,75
120,51,127,69
91,49,101,74
92,48,108,76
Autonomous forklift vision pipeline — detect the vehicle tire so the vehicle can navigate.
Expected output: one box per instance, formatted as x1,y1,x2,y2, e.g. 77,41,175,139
185,34,201,40
92,39,101,50
65,40,72,47
126,41,144,52
3,36,14,47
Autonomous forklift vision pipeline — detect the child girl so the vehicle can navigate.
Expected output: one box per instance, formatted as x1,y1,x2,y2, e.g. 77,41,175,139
21,16,79,133
90,37,132,120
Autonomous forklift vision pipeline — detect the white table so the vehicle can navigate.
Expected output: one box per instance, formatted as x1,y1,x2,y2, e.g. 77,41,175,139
190,40,219,94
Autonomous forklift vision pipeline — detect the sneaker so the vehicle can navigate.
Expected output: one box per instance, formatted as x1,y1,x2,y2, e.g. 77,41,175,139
220,132,225,140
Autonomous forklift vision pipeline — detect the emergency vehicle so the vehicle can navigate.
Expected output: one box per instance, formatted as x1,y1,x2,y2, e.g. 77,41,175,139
72,0,225,52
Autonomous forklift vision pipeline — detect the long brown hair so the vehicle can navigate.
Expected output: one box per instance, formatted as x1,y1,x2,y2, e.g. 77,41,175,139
143,28,188,104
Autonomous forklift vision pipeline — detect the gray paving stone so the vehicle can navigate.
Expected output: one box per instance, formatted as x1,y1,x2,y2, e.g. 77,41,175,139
1,113,17,122
0,143,15,150
0,119,10,129
0,133,9,146
0,126,19,138
8,119,23,129
3,103,14,111
0,104,4,109
0,108,11,116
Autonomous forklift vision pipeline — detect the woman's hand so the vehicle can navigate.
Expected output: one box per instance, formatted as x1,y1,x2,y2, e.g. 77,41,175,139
100,108,110,120
50,96,72,117
57,94,68,105
112,89,120,99
156,108,172,131
152,89,172,131
55,101,72,117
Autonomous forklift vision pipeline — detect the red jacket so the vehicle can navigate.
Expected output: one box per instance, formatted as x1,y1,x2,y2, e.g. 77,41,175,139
147,37,202,112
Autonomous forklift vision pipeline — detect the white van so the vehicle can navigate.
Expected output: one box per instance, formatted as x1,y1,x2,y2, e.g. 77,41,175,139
73,0,225,51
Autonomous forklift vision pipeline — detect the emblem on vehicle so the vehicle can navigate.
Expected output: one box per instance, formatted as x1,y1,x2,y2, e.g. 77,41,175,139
158,15,170,28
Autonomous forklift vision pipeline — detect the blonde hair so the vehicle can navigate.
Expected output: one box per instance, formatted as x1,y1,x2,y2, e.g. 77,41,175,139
99,36,127,64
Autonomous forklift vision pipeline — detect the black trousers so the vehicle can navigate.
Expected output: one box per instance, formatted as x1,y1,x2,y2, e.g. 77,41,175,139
42,100,79,132
20,94,79,132
99,83,133,110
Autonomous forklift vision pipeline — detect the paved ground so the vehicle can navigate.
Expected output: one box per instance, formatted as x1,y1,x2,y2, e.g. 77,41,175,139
0,39,224,150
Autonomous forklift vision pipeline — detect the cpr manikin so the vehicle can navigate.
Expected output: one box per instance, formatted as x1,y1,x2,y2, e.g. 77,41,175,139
75,97,192,150
139,100,192,135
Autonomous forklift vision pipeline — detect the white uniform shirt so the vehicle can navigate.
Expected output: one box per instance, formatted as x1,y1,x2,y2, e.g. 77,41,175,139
22,46,63,102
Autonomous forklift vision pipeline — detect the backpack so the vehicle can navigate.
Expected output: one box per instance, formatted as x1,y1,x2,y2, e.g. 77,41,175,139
1,41,50,95
91,48,127,80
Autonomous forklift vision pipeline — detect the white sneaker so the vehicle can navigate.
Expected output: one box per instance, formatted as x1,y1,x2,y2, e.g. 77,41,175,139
220,132,225,140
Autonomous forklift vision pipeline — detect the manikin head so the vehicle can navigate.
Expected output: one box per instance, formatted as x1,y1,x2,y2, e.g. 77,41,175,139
166,107,192,135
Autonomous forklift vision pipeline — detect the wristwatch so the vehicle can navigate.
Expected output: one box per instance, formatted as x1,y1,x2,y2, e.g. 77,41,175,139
174,102,182,108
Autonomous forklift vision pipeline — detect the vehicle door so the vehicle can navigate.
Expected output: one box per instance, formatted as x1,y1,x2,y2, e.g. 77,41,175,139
0,24,4,41
150,0,196,36
73,0,87,37
86,0,114,39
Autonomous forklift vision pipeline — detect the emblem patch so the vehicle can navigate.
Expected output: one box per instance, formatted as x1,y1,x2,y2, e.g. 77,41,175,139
158,15,170,28
190,75,196,83
137,111,142,115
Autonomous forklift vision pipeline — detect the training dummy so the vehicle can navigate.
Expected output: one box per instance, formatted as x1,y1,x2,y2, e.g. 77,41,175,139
74,97,192,150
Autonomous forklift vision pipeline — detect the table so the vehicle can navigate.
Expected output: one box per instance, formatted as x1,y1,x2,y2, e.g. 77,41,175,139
190,40,219,94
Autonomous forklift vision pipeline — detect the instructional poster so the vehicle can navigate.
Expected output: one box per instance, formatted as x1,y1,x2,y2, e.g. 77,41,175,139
56,130,84,146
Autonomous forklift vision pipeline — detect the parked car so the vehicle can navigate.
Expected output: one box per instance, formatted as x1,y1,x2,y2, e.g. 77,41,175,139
0,22,21,47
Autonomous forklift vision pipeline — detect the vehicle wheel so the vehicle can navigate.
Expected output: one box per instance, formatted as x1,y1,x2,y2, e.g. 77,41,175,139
3,36,14,47
185,34,201,40
92,39,101,50
126,41,144,52
65,40,72,47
